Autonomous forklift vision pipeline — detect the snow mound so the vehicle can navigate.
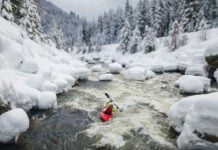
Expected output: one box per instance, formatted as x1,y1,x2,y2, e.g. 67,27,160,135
99,73,113,81
72,68,90,80
0,108,29,143
41,81,58,92
19,59,39,74
169,92,218,149
109,62,122,74
0,54,9,69
38,92,57,109
145,69,156,79
92,64,102,72
124,67,146,81
151,65,164,74
177,62,189,73
164,65,178,72
52,79,68,94
124,67,155,81
185,66,207,77
175,75,210,94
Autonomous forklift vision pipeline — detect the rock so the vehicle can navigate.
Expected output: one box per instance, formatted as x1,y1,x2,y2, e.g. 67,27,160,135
151,65,164,74
91,64,102,72
109,62,122,74
205,45,218,67
185,66,207,77
99,73,113,81
0,108,29,143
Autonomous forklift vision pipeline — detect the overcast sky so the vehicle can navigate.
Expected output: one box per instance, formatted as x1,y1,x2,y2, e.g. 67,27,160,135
47,0,139,21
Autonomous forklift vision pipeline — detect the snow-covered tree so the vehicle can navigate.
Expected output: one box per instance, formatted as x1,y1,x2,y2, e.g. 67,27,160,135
129,26,141,53
0,0,14,21
118,18,132,53
49,18,65,49
198,14,208,41
181,0,202,32
143,27,156,53
136,0,148,38
170,20,183,50
118,0,133,53
19,0,42,40
154,0,165,37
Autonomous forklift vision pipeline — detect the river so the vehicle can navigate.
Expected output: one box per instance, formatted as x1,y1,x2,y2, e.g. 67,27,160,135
1,65,204,150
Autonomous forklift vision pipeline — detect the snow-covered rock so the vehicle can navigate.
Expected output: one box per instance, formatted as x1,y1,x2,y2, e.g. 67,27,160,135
177,62,189,73
38,92,57,109
109,62,122,74
151,65,164,74
99,73,113,81
145,69,156,79
164,65,178,72
124,67,155,81
91,64,102,72
185,66,207,77
0,108,29,143
205,44,218,67
52,79,68,94
0,34,24,69
175,75,211,94
19,59,39,74
169,92,218,149
72,68,90,80
41,81,57,92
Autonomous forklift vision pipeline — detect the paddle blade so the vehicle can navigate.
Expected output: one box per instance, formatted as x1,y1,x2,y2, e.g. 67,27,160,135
105,93,110,98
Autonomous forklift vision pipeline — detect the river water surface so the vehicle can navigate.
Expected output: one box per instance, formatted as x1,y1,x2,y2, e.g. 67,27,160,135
2,66,194,150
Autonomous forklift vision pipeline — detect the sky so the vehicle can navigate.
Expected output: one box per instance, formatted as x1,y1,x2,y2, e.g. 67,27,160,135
47,0,139,21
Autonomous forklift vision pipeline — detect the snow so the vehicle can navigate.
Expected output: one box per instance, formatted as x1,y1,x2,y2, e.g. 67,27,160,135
38,92,57,109
99,73,113,81
169,93,218,148
91,64,102,72
41,81,58,92
76,28,218,76
185,66,207,77
0,16,92,143
18,58,39,74
109,62,122,74
175,75,211,94
214,69,218,83
151,65,164,73
204,43,218,57
0,108,29,143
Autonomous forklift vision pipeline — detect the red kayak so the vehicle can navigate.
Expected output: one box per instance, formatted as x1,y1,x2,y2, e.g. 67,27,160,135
100,108,112,121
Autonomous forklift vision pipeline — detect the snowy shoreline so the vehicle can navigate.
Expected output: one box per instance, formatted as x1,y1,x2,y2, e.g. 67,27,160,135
0,16,90,143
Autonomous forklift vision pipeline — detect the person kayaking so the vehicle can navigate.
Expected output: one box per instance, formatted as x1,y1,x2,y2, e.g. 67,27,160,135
103,100,118,115
100,93,123,121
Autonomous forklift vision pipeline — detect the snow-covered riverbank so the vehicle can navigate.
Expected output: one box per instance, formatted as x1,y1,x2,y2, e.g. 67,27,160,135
0,16,90,143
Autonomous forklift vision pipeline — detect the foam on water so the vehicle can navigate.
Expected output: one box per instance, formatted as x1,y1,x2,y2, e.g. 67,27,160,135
64,66,182,149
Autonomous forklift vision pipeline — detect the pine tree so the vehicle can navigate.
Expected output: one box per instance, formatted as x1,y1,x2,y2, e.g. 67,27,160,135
19,0,42,40
136,0,148,38
170,20,184,50
118,0,133,53
181,0,202,32
154,0,165,37
49,18,65,49
198,10,208,41
0,0,14,21
143,27,156,53
129,26,141,53
118,18,132,53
